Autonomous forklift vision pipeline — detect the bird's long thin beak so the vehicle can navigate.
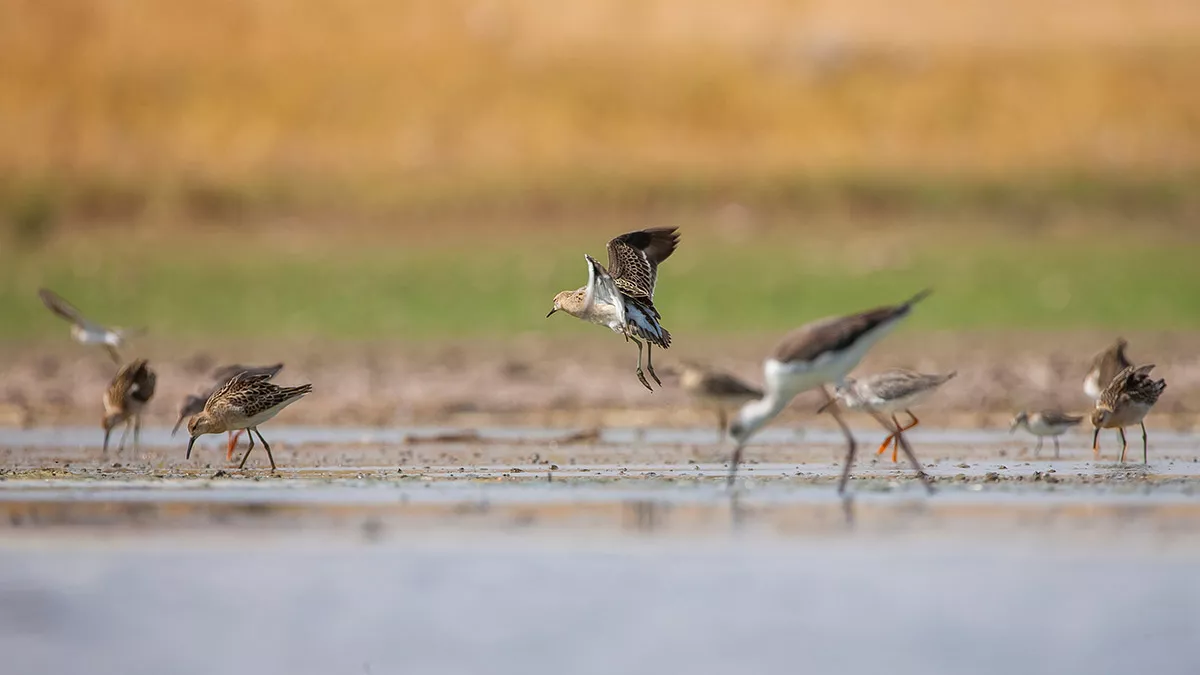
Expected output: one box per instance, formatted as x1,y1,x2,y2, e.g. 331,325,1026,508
186,435,197,460
546,308,557,318
817,399,835,414
103,427,111,454
171,415,186,437
1092,427,1100,451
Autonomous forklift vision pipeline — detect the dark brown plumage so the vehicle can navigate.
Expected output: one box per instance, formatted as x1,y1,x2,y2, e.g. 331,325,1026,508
1084,338,1133,399
772,289,931,364
103,358,157,455
605,227,680,302
187,370,313,471
1091,364,1166,463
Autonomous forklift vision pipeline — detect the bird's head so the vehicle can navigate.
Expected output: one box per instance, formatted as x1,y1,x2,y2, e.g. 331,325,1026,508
546,289,584,318
1009,411,1028,433
1090,408,1111,428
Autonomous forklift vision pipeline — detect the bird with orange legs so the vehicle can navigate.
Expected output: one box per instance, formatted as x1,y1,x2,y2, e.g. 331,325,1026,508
822,368,956,462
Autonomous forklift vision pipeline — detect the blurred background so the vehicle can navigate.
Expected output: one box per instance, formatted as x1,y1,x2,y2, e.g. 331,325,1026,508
2,0,1199,425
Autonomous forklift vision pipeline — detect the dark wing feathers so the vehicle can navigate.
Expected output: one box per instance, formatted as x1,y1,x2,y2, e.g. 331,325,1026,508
772,290,930,364
209,370,312,418
1100,364,1166,409
210,363,284,383
129,361,156,405
108,358,156,409
38,288,87,324
606,228,680,301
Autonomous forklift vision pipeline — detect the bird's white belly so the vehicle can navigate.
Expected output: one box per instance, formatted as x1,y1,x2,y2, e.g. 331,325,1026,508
764,358,842,401
862,389,931,414
1108,402,1153,428
584,301,626,334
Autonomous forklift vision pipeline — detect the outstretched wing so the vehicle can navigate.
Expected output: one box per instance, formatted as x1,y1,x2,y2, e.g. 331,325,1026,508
583,255,627,327
605,228,680,301
211,363,284,383
38,288,92,326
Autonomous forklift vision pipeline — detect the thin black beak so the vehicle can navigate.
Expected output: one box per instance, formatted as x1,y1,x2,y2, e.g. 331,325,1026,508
171,414,186,437
546,308,557,318
186,435,197,460
1092,426,1100,450
103,426,111,455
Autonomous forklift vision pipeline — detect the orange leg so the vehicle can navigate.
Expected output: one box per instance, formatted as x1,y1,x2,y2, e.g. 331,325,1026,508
226,430,245,462
876,412,920,463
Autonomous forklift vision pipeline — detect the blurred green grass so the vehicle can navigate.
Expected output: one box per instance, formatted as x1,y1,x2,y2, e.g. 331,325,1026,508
3,228,1198,339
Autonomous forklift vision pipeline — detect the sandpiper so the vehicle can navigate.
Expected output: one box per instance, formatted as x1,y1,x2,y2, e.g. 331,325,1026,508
103,358,157,456
173,363,285,461
1010,410,1083,459
1091,364,1165,464
727,289,934,494
826,368,956,462
186,370,312,471
547,228,679,392
675,360,763,435
1083,338,1132,400
38,288,143,364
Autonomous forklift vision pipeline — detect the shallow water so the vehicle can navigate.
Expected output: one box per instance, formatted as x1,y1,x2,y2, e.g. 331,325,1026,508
2,424,1198,674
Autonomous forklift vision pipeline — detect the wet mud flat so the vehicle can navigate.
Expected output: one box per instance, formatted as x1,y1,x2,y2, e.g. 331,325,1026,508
2,426,1200,675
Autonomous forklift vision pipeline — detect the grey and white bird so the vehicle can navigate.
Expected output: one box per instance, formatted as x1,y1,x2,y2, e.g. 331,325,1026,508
1009,410,1084,459
827,368,956,462
727,289,934,494
38,288,143,364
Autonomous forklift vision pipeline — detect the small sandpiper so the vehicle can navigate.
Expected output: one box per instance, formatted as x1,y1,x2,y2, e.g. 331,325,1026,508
173,363,285,461
675,360,763,435
826,368,956,462
727,289,933,494
1091,364,1165,464
1083,338,1132,400
39,288,143,364
1010,410,1083,459
103,358,157,456
547,228,679,392
186,370,312,472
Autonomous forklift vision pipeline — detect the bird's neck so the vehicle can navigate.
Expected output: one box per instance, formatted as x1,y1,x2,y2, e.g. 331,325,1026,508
736,391,792,439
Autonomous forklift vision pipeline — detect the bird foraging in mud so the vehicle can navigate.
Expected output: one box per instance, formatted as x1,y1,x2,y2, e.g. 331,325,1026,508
825,368,957,463
186,370,312,472
1091,364,1165,464
1010,410,1083,459
103,358,157,456
547,228,679,392
173,363,285,462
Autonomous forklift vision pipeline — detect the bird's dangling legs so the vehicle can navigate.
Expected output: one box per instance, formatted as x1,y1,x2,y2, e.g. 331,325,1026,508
645,343,662,386
630,336,653,392
1053,436,1061,459
1035,437,1043,457
238,429,256,469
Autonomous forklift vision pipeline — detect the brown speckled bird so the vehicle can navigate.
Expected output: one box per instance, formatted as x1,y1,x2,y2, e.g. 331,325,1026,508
103,358,157,456
1091,364,1165,464
172,363,285,461
547,228,680,391
186,370,312,471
